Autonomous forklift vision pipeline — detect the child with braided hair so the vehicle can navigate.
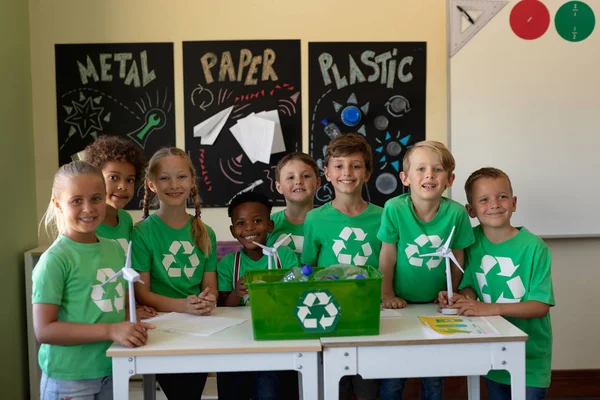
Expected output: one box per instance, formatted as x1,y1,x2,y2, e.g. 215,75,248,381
132,147,217,400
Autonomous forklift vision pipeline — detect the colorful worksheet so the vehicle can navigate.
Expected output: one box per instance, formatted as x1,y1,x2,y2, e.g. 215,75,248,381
419,315,499,336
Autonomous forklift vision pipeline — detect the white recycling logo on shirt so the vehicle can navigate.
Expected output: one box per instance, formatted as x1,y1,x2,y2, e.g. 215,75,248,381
275,233,304,254
162,241,200,278
90,268,125,312
332,227,372,265
405,234,444,270
476,255,525,304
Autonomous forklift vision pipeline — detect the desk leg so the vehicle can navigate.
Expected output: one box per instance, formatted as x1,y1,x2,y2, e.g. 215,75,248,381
297,352,321,400
323,347,356,400
491,342,526,400
143,374,156,400
112,357,134,400
467,376,480,400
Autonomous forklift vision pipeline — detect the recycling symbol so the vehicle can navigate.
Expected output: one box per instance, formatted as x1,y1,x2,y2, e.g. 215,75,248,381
295,289,341,333
162,241,200,278
475,255,525,304
90,268,125,312
404,234,444,270
274,233,304,255
332,227,372,265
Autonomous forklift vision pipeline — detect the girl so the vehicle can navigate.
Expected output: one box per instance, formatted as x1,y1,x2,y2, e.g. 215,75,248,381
84,135,156,320
132,147,218,399
33,160,153,400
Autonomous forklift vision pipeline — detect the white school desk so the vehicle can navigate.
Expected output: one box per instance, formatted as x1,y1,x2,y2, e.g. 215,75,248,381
107,307,321,400
321,304,528,400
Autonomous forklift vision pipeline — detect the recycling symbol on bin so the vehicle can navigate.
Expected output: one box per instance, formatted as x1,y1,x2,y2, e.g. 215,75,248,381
295,289,341,333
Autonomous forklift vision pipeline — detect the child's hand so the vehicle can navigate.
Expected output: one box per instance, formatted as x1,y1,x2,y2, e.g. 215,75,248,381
381,295,407,309
109,321,155,348
136,305,158,321
437,291,450,309
196,288,217,315
235,277,248,299
452,297,495,316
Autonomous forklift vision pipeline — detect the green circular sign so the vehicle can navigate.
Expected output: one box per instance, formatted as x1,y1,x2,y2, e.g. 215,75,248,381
555,1,595,42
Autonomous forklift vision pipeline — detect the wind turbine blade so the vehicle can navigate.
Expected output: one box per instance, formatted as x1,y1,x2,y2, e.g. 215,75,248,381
101,270,124,286
252,241,269,250
420,251,444,258
125,242,133,270
448,252,465,273
273,233,292,249
443,226,456,249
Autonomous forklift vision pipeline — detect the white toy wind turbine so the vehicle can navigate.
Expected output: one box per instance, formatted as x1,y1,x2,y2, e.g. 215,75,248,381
252,233,292,270
102,242,144,323
420,226,464,315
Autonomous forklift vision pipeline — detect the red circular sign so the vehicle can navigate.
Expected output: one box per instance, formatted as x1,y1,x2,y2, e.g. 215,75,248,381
510,0,551,40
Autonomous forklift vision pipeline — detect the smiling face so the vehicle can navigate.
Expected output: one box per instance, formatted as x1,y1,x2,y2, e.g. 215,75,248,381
147,155,193,209
466,177,517,230
101,160,136,210
400,147,454,202
229,201,274,251
324,153,371,197
52,174,107,243
275,159,320,205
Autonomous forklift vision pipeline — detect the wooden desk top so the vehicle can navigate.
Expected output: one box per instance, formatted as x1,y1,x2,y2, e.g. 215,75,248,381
321,304,528,348
107,307,322,357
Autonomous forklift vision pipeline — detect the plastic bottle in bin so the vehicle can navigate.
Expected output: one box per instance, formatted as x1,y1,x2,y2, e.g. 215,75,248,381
313,265,369,281
280,264,313,282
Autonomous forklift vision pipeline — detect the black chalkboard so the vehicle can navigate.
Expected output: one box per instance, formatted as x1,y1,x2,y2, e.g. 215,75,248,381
55,43,176,210
308,42,426,207
183,40,302,208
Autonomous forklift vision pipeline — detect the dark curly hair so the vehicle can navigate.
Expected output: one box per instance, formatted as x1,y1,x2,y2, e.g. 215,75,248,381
227,191,272,219
83,135,146,185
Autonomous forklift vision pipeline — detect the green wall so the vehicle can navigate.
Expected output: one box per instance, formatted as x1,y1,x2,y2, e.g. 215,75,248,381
0,0,37,397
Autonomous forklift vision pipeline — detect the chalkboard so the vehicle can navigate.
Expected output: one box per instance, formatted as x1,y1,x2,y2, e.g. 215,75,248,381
449,0,600,237
183,40,302,207
308,42,426,207
55,43,176,210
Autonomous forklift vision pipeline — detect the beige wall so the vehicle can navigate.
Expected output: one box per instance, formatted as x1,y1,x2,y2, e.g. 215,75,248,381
1,0,38,397
28,0,598,375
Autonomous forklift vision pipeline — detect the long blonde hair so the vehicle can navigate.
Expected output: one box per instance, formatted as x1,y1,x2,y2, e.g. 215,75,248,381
40,161,105,241
142,147,212,256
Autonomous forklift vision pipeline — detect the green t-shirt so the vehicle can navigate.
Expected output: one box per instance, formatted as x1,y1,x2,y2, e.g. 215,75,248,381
96,208,133,253
301,202,383,268
377,194,474,302
267,210,306,261
131,214,217,298
217,246,300,305
32,235,126,380
460,225,554,388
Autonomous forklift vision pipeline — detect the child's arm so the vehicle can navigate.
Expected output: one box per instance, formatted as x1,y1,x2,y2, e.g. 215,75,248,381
33,303,154,348
134,273,208,315
452,297,550,318
450,248,465,292
379,242,407,309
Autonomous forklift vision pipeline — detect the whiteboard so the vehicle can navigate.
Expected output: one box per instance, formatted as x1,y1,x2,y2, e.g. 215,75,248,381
449,0,600,237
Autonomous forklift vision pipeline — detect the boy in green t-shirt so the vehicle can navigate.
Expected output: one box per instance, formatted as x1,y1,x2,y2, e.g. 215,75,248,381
302,133,382,400
267,152,321,260
439,167,554,399
377,141,474,400
216,191,299,400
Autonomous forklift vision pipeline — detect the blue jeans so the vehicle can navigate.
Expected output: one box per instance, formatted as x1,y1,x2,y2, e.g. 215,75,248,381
486,378,548,400
380,377,444,400
217,371,283,400
40,372,112,400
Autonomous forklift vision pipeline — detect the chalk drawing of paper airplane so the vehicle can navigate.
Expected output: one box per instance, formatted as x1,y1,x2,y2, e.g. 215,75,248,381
193,105,234,145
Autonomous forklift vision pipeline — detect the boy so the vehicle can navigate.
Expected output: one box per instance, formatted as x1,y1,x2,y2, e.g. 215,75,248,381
377,140,474,400
440,167,554,400
217,191,300,400
84,135,146,252
267,152,320,260
302,133,382,400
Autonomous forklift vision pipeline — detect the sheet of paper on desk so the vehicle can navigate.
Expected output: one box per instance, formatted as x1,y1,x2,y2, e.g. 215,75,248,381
380,309,403,318
143,312,246,336
419,315,499,337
